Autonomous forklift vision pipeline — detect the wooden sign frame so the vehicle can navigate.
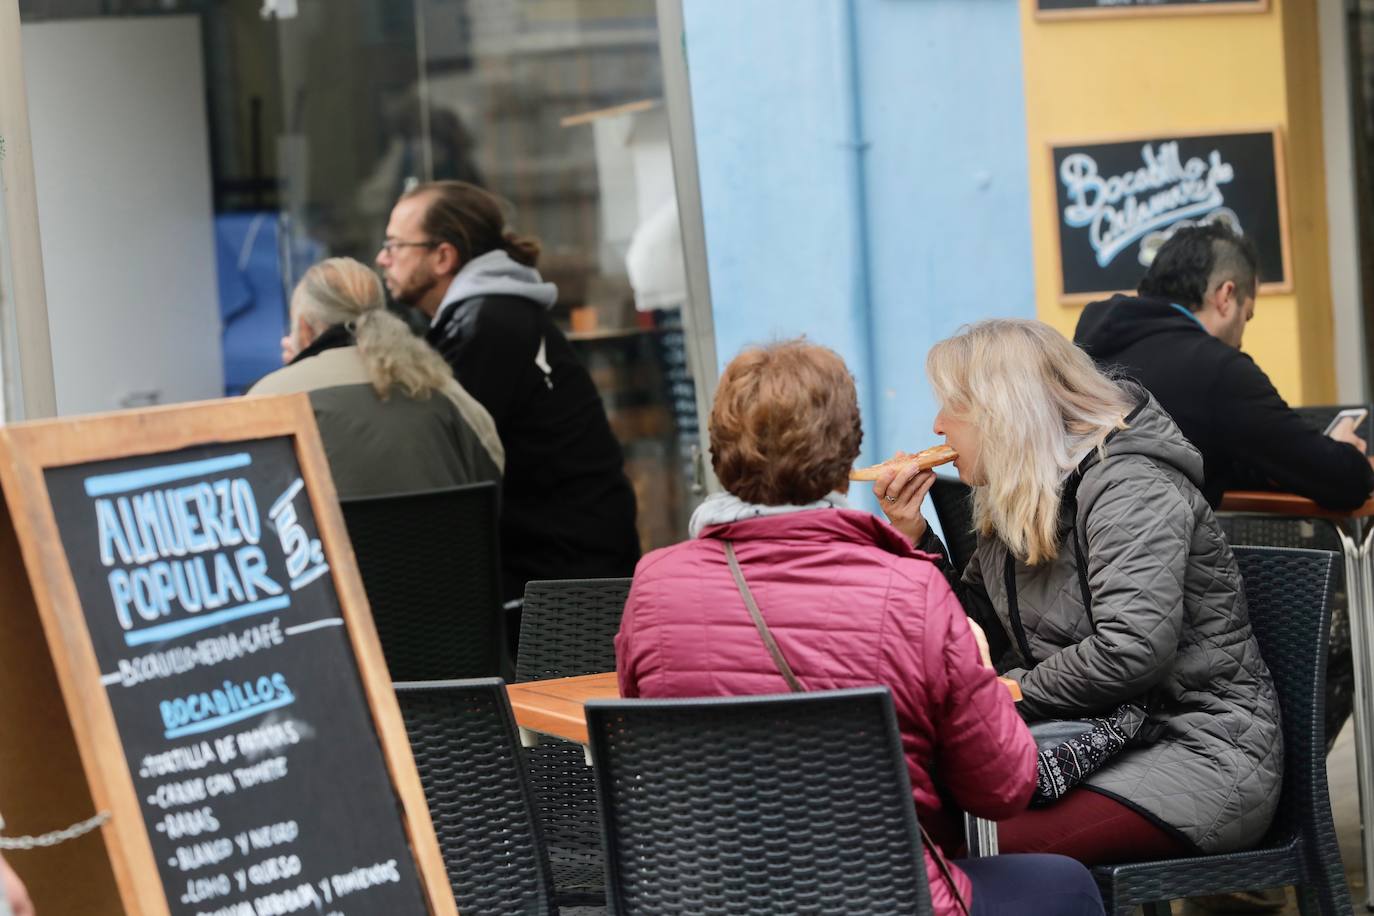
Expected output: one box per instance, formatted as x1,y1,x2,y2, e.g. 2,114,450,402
0,395,457,915
1048,126,1292,305
1034,0,1269,21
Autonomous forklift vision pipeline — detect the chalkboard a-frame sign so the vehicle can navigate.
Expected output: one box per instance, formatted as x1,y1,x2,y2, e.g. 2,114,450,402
1050,128,1291,303
0,395,457,916
1036,0,1269,20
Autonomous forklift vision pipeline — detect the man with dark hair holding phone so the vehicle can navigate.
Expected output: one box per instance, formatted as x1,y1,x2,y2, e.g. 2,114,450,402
1074,222,1374,511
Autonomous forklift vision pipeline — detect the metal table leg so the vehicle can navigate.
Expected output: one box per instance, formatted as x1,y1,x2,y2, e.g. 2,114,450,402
1336,518,1374,909
963,813,999,858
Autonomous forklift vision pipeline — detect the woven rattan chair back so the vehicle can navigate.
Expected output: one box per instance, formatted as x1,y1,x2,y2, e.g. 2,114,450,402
517,578,631,680
587,687,934,916
395,678,557,916
516,577,631,907
1218,515,1342,553
342,482,503,681
1219,514,1350,752
1239,548,1340,860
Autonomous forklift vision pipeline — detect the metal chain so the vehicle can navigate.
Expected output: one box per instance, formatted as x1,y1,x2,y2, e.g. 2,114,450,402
0,811,110,849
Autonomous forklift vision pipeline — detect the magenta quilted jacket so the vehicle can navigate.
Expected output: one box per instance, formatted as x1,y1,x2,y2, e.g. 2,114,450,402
615,508,1037,914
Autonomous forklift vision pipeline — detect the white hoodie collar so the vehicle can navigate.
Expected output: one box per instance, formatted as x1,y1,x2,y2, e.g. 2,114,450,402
431,249,559,327
688,491,850,538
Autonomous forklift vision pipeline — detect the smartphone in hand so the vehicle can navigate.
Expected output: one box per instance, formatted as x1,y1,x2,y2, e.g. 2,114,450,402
1325,408,1369,436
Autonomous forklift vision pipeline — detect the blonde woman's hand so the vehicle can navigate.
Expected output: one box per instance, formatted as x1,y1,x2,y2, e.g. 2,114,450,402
873,456,935,545
967,618,993,670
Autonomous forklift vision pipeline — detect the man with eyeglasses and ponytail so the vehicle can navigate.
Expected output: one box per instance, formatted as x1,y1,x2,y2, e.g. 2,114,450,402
377,181,640,604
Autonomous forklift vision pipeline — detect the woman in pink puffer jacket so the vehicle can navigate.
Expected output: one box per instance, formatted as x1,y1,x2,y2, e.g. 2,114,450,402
616,340,1103,916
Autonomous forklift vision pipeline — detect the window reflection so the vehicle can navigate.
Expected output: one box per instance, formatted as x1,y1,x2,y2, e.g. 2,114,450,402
18,0,698,549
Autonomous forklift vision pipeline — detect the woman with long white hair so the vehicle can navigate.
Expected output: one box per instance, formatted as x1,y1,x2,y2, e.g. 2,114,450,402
876,318,1280,864
250,257,503,497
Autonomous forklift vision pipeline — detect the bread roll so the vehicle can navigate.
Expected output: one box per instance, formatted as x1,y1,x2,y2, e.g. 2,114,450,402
849,444,958,481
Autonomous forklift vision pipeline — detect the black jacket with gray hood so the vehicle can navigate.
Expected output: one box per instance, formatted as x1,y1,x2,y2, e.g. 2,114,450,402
426,250,640,601
960,387,1281,853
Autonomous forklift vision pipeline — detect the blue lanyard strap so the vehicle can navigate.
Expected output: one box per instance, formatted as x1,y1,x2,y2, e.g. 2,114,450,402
1168,302,1206,330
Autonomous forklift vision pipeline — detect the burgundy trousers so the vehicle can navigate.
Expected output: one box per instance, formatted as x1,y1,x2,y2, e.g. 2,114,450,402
996,788,1192,866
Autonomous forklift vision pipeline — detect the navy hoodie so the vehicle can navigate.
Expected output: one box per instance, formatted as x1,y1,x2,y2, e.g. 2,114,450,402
1074,294,1373,510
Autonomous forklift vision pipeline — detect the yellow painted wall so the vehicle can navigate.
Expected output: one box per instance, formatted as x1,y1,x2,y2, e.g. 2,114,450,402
1020,0,1334,405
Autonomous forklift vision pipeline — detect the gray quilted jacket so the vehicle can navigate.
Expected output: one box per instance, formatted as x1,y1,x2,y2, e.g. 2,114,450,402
962,388,1281,853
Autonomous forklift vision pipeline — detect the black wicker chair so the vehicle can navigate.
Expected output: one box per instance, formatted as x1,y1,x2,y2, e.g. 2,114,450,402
1092,546,1350,915
341,482,505,682
1217,514,1352,753
928,475,977,576
395,678,558,916
516,578,632,909
518,579,630,680
586,687,934,915
1219,516,1342,553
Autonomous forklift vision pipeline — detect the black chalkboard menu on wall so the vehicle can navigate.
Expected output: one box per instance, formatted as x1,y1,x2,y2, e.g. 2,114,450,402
0,397,456,915
1037,0,1268,18
1050,129,1290,301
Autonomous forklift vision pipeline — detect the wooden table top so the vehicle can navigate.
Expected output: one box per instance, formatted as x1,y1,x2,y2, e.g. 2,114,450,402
1220,490,1374,520
506,672,617,746
506,671,1023,747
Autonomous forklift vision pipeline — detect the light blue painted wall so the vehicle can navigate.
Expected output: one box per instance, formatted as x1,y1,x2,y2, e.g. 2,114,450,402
682,0,1037,507
681,0,873,404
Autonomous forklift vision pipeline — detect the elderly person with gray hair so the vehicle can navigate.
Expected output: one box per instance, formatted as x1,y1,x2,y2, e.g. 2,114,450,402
249,256,502,498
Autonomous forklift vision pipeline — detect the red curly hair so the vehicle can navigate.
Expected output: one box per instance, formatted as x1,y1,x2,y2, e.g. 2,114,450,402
710,340,863,505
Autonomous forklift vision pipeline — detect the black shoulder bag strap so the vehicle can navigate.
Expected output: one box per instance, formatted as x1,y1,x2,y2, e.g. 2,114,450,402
724,540,804,692
1003,467,1093,668
722,539,972,916
1000,468,1164,738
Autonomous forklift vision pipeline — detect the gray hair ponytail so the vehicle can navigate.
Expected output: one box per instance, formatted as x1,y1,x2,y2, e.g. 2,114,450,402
291,257,454,399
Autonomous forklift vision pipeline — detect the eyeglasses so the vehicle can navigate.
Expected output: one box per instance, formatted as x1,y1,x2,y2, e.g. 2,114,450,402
378,239,439,255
